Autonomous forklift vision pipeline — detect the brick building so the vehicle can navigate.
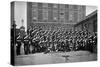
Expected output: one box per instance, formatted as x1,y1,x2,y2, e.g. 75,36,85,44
74,10,97,33
27,2,86,30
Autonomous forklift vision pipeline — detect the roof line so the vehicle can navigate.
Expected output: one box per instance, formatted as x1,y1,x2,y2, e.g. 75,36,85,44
74,10,97,26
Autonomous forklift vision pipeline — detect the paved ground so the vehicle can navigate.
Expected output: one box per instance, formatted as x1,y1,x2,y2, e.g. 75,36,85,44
15,51,97,66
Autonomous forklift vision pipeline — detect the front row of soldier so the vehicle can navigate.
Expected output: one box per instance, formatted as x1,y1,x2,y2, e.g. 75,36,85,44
15,29,97,55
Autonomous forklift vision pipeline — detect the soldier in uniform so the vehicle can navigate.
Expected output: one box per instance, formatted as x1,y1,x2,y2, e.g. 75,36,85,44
77,37,81,50
29,37,33,54
72,37,76,51
80,37,84,50
75,38,79,51
86,34,93,52
31,38,36,53
62,39,67,52
23,34,30,55
66,37,70,52
54,38,59,52
93,32,97,53
90,34,94,52
83,36,88,50
16,33,22,55
69,37,73,51
34,37,40,53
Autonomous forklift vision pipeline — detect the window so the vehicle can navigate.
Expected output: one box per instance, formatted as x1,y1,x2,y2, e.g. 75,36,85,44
32,3,37,8
38,3,43,9
53,4,58,9
43,9,48,21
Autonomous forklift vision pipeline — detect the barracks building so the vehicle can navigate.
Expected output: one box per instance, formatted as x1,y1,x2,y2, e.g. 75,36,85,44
74,10,97,33
27,2,86,31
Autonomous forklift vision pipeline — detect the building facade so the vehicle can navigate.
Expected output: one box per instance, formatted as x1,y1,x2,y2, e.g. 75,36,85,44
11,2,15,27
74,10,97,33
27,2,86,30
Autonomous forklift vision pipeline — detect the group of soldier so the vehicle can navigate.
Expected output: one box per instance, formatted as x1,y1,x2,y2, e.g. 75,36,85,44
14,26,97,55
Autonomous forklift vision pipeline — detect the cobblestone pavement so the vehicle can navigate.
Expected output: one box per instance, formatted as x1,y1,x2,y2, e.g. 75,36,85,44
15,51,97,66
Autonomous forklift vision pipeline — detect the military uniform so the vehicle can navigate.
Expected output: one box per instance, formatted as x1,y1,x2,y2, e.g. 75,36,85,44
23,35,30,55
16,35,22,55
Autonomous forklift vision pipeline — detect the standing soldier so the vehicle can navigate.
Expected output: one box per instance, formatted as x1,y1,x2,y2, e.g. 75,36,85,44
80,37,84,50
90,34,94,52
23,34,30,55
54,38,58,52
16,33,22,55
93,32,97,53
31,37,37,53
72,37,76,51
51,34,55,52
29,36,33,54
69,37,73,51
86,34,92,52
78,37,81,50
75,38,79,51
65,37,70,52
84,36,88,50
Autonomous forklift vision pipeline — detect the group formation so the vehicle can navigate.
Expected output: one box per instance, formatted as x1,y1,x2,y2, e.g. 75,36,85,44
14,26,97,55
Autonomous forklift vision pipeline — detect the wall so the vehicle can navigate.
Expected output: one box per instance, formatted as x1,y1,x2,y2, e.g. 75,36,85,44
74,11,97,33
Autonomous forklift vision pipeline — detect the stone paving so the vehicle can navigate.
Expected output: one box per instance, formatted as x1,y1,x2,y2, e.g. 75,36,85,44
15,51,97,66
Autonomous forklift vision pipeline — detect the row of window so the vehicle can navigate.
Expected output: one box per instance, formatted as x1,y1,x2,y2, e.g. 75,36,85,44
31,2,81,10
30,3,85,23
31,9,79,22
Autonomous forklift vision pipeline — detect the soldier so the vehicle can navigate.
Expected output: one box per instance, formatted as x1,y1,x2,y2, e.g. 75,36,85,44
86,34,92,52
83,36,88,50
23,34,30,55
69,37,73,51
49,39,53,52
77,37,81,50
93,32,97,53
54,38,59,52
34,37,40,53
80,37,84,50
30,38,35,53
50,35,55,52
90,34,94,52
75,38,79,51
29,39,33,54
16,33,22,55
66,37,70,52
39,36,45,52
62,39,66,52
72,38,76,51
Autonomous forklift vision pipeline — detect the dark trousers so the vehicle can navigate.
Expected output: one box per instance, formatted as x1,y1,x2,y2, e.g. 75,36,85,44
24,44,30,55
